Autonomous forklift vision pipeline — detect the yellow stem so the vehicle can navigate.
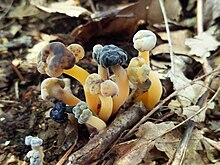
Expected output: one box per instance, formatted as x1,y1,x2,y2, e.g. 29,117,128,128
84,85,100,114
59,89,81,106
64,65,100,114
135,71,162,110
112,65,130,115
138,51,150,65
98,65,109,80
98,95,113,122
64,65,90,86
86,115,106,131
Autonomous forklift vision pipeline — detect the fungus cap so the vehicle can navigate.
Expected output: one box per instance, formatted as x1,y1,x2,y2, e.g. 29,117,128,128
133,30,157,52
100,80,119,97
92,44,103,62
67,44,85,63
41,78,65,100
94,44,127,68
37,42,76,77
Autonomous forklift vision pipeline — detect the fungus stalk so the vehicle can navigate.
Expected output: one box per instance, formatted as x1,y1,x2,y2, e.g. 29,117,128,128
85,74,112,121
41,77,81,106
132,30,162,110
111,65,129,115
63,65,89,85
86,74,118,121
92,44,109,80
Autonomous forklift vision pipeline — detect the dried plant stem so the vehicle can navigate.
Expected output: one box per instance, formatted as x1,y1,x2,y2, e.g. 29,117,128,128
171,90,209,165
197,0,204,35
158,0,175,77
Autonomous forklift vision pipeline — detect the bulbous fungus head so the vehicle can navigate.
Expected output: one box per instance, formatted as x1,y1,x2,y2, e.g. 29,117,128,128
127,57,152,91
100,80,119,97
93,44,127,68
67,44,85,63
41,78,65,100
50,102,68,124
37,42,76,77
133,30,157,52
72,101,92,124
25,136,43,147
85,73,103,95
92,44,103,62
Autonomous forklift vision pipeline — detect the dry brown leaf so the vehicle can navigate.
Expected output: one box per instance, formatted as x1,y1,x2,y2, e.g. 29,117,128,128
30,0,91,17
71,0,182,44
202,138,220,163
155,128,204,164
8,3,39,18
154,129,181,159
147,0,182,24
169,100,215,122
114,122,175,165
185,32,220,61
71,0,151,44
152,30,192,55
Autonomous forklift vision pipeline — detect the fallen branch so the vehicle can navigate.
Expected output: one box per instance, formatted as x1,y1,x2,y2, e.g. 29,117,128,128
66,102,147,165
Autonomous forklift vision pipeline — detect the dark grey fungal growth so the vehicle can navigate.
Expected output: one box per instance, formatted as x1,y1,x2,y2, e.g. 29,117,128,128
93,44,127,68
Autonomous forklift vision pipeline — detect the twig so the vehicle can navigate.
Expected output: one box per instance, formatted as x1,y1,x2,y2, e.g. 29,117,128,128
197,0,203,35
121,66,220,140
9,60,25,81
14,81,19,99
158,0,175,77
56,143,76,165
171,89,209,165
66,102,147,164
0,99,20,104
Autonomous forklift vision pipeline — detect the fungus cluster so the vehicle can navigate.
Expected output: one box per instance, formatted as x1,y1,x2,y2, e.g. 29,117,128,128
36,30,162,131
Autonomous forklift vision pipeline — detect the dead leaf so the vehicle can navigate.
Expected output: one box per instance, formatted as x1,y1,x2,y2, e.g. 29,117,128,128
169,99,215,122
30,0,91,17
202,138,219,163
182,130,205,165
152,30,192,55
185,32,220,61
71,0,152,44
8,3,39,18
147,0,182,24
204,0,220,28
71,0,182,44
114,122,175,165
